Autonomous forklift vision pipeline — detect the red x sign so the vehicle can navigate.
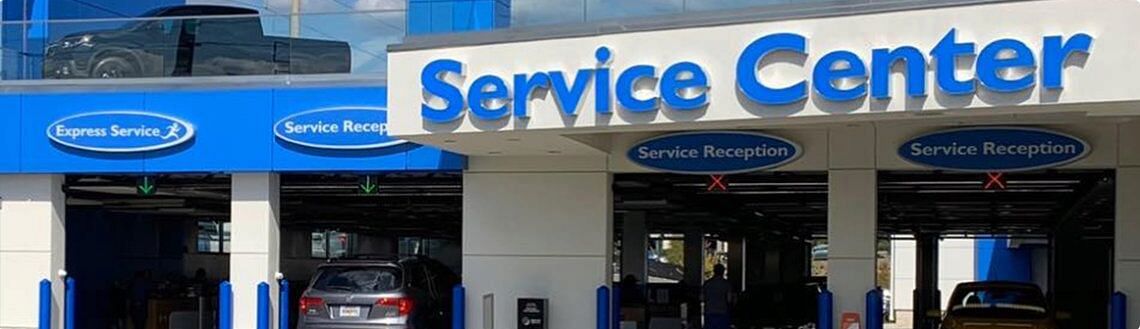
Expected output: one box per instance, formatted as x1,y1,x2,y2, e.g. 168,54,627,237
983,172,1006,190
707,175,728,191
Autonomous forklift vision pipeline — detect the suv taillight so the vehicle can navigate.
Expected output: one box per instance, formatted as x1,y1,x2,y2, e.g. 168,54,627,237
376,297,413,316
299,296,326,316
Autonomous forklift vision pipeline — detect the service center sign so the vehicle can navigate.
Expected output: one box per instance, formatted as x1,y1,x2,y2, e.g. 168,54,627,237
274,107,406,150
47,111,195,152
899,127,1089,172
628,131,800,174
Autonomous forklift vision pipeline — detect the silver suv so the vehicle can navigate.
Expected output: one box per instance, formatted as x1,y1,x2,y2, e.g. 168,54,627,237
298,256,459,329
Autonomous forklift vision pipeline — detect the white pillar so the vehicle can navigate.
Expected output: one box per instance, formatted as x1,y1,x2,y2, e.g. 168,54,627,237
0,175,65,329
827,125,877,327
230,173,280,329
1116,121,1140,327
463,156,612,329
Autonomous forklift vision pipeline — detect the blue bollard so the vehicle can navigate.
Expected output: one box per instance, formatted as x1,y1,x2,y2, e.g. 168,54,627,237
611,286,621,329
452,284,465,329
38,279,51,329
1112,292,1127,329
219,282,233,329
64,278,75,329
866,289,883,329
818,289,834,329
596,286,610,329
258,282,271,329
279,280,290,329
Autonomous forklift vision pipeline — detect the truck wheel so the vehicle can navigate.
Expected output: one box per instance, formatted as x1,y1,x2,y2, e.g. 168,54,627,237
91,55,139,78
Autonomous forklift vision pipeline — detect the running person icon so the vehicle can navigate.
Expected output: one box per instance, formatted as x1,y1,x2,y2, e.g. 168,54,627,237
162,123,182,140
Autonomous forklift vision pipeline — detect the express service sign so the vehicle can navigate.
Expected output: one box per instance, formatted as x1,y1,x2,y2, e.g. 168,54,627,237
628,131,800,174
898,127,1089,172
47,111,195,152
274,107,406,150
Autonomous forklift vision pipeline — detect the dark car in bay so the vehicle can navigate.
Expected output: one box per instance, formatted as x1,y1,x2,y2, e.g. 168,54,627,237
44,5,351,79
298,256,459,329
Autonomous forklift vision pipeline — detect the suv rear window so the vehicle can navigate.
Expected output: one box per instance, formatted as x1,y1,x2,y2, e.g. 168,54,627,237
312,266,401,293
948,284,1047,319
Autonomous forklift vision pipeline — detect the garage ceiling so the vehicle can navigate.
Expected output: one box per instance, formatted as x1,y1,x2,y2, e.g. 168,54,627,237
614,170,1114,240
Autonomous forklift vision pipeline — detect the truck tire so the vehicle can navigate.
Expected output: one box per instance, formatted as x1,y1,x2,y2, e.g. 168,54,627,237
90,54,140,78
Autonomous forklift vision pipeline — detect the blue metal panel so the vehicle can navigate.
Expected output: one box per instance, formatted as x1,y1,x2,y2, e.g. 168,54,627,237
430,2,455,33
974,238,1033,282
406,145,466,171
408,1,433,35
21,92,148,173
409,0,508,35
9,86,463,173
142,90,274,172
0,96,21,172
451,0,475,31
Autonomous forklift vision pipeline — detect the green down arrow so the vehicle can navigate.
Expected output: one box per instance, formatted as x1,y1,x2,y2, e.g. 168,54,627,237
359,176,378,194
138,176,156,195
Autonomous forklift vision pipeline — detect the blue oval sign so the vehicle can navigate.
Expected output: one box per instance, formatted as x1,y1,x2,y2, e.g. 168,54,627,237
46,111,195,153
628,131,801,174
898,127,1090,172
274,107,406,150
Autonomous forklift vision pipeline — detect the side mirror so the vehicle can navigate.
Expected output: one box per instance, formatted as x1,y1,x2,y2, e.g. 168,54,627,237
925,309,943,318
1055,311,1072,320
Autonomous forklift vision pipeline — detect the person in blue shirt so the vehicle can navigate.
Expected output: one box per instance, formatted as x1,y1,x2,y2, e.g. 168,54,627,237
702,264,733,329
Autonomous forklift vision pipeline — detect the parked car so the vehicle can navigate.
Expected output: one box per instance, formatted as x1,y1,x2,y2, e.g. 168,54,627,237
44,5,351,79
939,281,1056,329
298,256,460,329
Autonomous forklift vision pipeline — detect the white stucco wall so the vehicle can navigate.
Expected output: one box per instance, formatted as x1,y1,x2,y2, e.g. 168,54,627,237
0,175,65,329
462,156,612,329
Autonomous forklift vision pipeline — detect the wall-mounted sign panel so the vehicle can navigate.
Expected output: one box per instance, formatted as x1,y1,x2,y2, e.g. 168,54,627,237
898,127,1089,172
627,131,800,174
388,0,1140,140
46,111,195,153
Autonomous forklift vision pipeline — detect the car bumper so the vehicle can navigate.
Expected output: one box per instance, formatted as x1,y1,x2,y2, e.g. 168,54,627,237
43,58,90,79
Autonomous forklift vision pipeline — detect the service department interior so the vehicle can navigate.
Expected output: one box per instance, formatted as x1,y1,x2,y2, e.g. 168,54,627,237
1,1,1138,329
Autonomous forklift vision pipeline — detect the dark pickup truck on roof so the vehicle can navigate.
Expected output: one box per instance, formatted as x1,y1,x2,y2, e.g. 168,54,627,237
44,5,351,79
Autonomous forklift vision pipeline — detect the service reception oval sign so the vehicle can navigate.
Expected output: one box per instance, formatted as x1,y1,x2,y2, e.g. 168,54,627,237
628,131,800,174
898,127,1089,172
47,111,195,153
274,107,406,150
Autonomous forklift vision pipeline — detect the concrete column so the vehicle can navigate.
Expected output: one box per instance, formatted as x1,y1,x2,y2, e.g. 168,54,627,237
828,122,878,328
914,234,940,329
727,238,744,293
230,173,280,329
1116,167,1140,327
621,211,648,283
0,175,65,329
1117,122,1140,327
463,156,612,329
683,230,704,324
827,169,877,326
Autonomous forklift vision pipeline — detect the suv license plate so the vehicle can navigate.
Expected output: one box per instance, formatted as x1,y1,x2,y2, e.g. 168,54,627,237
339,306,361,317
